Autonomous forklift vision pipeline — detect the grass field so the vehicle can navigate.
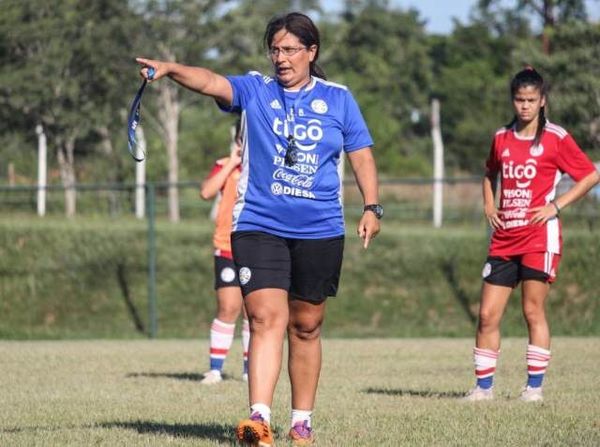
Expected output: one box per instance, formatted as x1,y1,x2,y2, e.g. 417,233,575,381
1,338,598,446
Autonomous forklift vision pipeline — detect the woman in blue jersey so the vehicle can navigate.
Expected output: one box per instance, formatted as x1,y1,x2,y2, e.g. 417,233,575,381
137,12,381,446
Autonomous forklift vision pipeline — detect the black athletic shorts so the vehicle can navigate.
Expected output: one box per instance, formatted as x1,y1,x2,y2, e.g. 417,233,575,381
214,255,240,289
481,255,552,288
231,230,345,303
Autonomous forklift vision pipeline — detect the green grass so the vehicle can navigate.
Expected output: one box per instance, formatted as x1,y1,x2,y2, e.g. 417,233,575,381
2,217,599,339
1,338,598,446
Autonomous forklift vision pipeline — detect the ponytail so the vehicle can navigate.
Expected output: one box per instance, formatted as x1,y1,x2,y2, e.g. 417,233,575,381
533,106,546,147
310,62,326,80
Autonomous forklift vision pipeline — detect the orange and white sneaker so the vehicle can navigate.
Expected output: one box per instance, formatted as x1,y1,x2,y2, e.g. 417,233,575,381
236,412,274,446
288,420,314,446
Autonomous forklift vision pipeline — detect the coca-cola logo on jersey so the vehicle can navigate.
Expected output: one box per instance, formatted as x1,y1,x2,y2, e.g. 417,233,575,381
273,168,314,188
502,159,537,188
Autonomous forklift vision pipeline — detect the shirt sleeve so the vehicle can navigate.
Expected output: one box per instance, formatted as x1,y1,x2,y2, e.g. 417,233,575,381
556,133,596,181
216,73,262,114
207,162,223,179
342,90,374,152
485,139,499,177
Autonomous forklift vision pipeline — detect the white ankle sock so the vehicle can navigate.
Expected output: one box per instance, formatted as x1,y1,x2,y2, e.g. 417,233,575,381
250,403,271,424
291,409,312,428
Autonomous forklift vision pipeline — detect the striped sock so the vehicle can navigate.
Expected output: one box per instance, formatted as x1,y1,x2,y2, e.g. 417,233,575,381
474,347,499,389
208,319,235,372
242,319,250,375
526,344,551,388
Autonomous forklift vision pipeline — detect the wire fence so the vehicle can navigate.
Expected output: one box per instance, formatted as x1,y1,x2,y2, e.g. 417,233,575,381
1,176,598,228
1,177,598,339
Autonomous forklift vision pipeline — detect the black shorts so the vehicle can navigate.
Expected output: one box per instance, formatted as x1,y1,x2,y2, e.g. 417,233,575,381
214,255,240,289
481,256,551,288
231,231,345,303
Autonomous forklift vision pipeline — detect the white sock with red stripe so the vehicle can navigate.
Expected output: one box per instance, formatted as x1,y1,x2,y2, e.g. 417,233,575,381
242,319,250,375
208,319,235,372
526,344,551,388
473,347,499,389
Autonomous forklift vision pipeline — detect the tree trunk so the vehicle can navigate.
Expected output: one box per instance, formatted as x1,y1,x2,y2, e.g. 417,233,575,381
541,0,555,54
97,125,114,157
57,136,77,217
158,79,181,222
97,125,120,215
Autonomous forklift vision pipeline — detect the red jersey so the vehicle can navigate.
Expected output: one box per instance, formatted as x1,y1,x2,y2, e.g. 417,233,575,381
485,122,596,256
208,157,241,258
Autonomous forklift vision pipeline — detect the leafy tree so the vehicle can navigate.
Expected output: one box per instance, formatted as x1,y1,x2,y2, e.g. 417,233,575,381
129,0,235,222
476,0,591,53
0,0,138,215
326,1,434,176
211,0,321,72
429,22,521,173
514,21,600,158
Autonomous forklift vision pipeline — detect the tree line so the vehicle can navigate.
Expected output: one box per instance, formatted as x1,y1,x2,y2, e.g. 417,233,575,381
1,0,598,219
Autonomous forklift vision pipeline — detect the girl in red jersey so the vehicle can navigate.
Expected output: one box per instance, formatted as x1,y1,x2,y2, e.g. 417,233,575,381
199,119,249,385
464,68,599,402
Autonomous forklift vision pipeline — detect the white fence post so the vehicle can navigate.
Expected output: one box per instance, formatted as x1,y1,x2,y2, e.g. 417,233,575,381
431,98,444,228
36,124,47,217
135,126,147,219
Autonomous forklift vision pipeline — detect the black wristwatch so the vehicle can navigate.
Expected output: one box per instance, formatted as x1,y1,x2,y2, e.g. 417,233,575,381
363,204,384,219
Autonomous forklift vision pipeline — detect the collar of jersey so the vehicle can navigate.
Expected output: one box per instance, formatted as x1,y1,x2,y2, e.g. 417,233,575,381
282,76,316,93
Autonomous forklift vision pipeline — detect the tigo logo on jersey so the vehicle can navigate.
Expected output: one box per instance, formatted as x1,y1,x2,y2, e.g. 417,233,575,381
272,118,323,151
502,159,537,188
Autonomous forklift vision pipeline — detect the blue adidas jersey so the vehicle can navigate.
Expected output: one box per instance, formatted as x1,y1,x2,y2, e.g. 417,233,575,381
220,72,373,239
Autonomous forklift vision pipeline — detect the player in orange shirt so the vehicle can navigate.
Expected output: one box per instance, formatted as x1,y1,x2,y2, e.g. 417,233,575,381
199,119,249,385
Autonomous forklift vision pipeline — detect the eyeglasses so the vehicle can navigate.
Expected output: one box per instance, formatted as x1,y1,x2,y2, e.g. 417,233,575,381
284,135,299,167
267,46,307,58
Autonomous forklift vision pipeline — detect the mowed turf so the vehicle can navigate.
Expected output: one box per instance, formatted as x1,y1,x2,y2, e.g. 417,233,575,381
0,338,598,446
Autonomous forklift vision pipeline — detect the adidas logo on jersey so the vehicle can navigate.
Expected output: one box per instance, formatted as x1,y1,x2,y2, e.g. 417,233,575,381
270,100,282,109
501,148,511,158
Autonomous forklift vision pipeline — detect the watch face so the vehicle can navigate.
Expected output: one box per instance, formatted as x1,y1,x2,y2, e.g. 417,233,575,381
365,204,383,219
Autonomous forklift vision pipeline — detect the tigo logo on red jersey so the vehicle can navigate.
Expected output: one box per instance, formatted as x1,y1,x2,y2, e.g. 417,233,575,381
502,159,538,188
